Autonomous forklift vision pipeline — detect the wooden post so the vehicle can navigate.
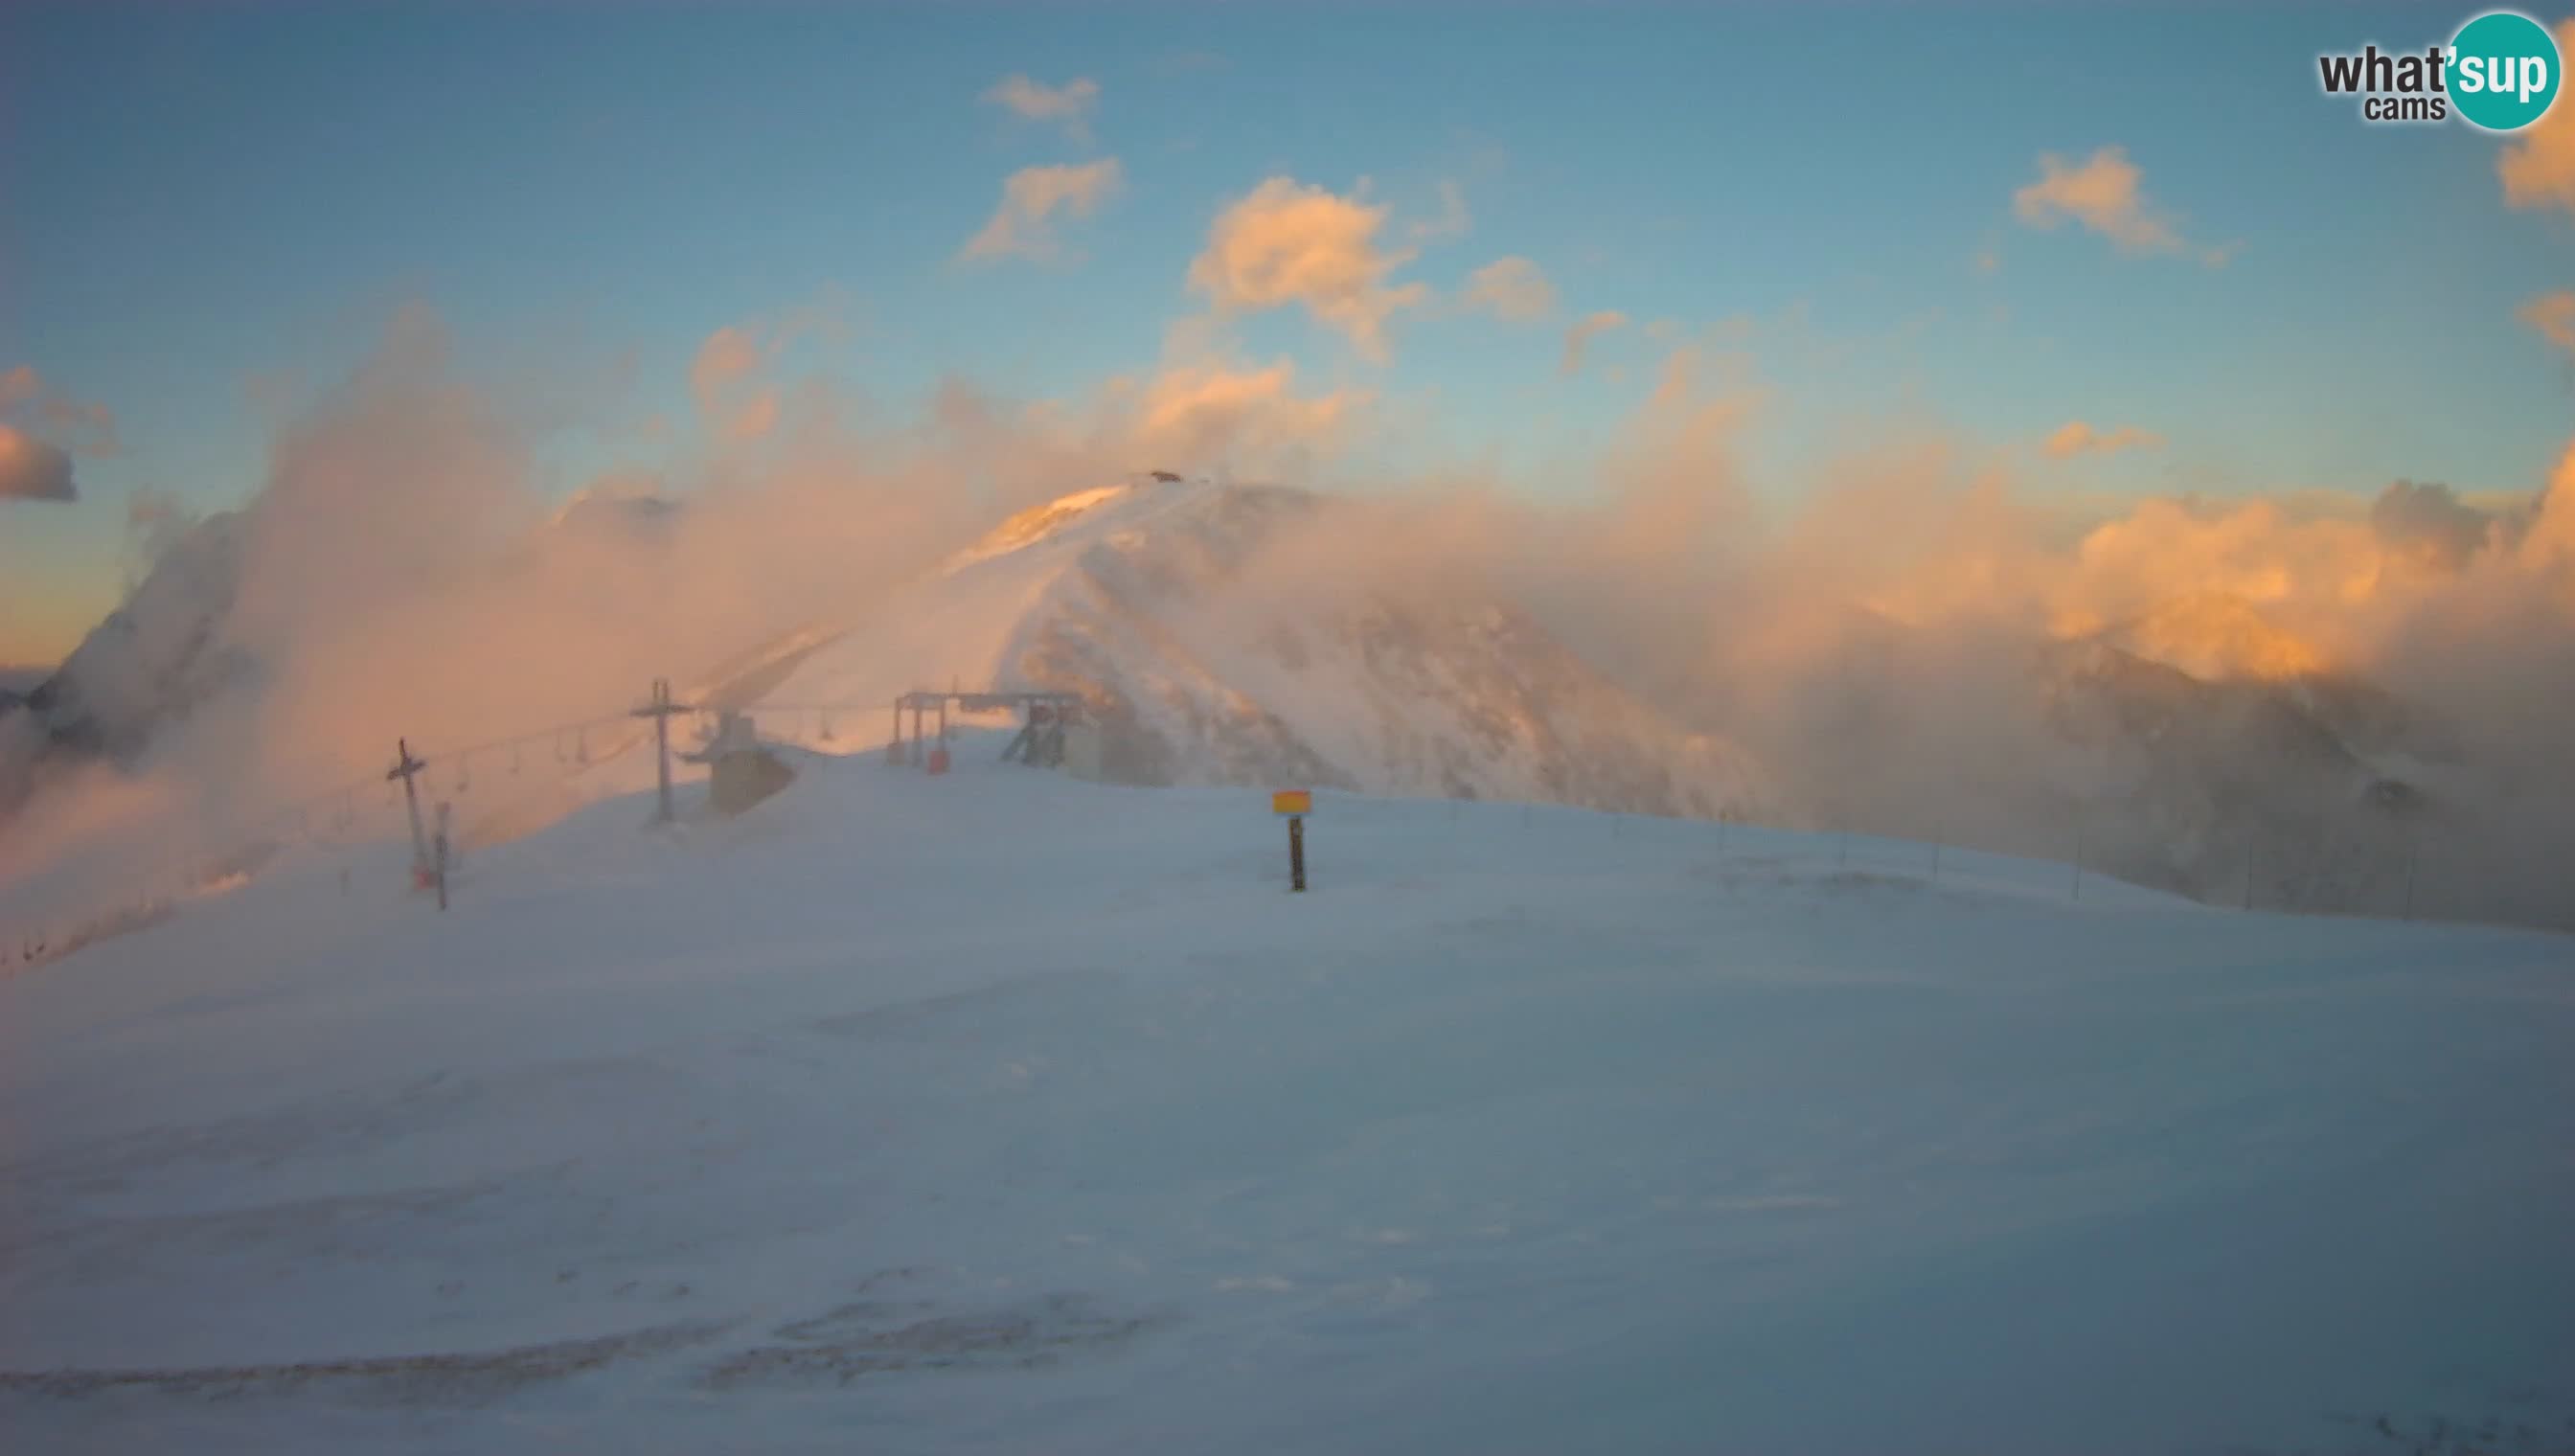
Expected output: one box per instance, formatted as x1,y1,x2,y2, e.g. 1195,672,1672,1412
2403,836,2419,921
433,801,451,912
1274,790,1312,891
386,739,430,882
655,689,672,821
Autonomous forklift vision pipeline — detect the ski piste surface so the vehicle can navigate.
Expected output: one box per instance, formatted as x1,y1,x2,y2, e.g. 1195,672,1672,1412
2,744,2569,1454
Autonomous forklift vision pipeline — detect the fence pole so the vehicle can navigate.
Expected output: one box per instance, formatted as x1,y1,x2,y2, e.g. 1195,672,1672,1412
433,802,451,912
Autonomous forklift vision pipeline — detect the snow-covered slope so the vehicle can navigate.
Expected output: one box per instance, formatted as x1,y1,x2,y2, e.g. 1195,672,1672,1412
2,750,2568,1454
0,512,248,815
778,475,1776,821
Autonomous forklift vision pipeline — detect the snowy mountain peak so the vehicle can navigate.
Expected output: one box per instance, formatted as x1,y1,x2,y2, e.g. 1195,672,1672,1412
942,472,1208,575
780,476,1779,822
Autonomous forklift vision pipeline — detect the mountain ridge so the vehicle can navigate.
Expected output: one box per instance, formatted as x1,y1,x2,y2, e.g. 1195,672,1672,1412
7,473,2560,930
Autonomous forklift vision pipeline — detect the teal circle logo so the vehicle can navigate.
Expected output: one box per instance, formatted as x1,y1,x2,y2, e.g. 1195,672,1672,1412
2450,11,2562,132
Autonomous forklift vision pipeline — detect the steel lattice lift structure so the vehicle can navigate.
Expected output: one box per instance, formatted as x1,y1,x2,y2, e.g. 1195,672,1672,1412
884,689,1086,772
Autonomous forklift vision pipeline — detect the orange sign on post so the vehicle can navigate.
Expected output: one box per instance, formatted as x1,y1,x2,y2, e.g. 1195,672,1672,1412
1272,790,1311,892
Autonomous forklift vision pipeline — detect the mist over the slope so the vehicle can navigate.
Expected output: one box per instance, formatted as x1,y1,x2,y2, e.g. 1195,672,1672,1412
8,307,2573,933
1206,345,2575,919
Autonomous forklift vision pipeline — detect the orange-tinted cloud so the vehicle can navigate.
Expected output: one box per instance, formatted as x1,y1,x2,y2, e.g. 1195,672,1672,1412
2372,479,2499,574
38,398,120,457
2059,497,2379,623
1462,256,1556,322
690,327,762,414
960,159,1126,264
2014,146,2220,262
1123,358,1370,471
0,367,119,456
2520,289,2575,354
0,424,76,502
687,291,855,435
723,391,782,444
1186,177,1428,362
2521,439,2575,571
1560,310,1628,376
982,74,1101,143
2498,20,2575,214
2042,421,2164,459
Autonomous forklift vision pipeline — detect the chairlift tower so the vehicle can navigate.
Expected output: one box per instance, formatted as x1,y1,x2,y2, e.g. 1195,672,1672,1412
631,678,694,824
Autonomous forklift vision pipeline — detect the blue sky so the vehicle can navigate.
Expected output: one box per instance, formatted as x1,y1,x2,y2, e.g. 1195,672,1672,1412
4,1,2571,663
